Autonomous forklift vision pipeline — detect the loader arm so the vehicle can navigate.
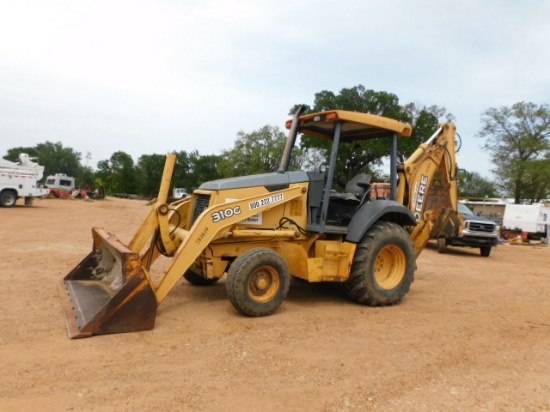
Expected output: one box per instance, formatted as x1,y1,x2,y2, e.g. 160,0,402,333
153,185,306,302
396,123,461,254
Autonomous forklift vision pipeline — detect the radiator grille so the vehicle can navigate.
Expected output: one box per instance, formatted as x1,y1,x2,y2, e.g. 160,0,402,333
191,194,211,225
467,221,495,233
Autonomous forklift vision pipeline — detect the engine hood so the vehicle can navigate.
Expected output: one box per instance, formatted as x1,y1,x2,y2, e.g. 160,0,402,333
462,213,496,225
198,170,310,191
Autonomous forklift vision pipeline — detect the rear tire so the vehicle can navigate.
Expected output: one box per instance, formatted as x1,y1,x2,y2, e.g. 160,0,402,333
183,269,219,286
0,190,17,207
226,248,290,317
480,246,491,257
345,221,416,306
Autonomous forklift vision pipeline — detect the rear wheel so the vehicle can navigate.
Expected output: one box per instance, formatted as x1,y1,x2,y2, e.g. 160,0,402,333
345,221,416,306
0,190,17,207
480,246,491,257
183,269,219,286
226,248,290,317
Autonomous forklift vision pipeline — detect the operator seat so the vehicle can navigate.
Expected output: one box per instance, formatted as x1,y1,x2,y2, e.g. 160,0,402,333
345,173,372,203
330,173,372,206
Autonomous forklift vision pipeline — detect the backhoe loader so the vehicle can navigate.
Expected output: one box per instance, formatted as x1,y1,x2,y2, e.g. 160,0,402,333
59,108,461,338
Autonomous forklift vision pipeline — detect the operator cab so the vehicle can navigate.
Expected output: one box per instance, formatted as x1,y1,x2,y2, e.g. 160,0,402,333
284,110,413,235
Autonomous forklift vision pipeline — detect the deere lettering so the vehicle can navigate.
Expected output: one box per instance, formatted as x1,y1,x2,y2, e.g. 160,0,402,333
414,174,429,220
212,206,241,223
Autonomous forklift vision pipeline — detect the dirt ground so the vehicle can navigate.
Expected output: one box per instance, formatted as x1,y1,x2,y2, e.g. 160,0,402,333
1,197,549,411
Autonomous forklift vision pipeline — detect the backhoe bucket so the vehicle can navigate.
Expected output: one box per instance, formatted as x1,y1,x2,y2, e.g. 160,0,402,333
59,228,157,338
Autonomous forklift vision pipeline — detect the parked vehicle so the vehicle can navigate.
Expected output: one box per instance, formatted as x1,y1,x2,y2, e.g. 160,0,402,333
436,201,499,257
172,188,188,199
45,173,76,192
502,204,549,239
59,108,462,338
0,153,49,207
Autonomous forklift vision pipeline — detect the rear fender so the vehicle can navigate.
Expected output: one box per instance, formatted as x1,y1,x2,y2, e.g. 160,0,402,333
346,200,416,243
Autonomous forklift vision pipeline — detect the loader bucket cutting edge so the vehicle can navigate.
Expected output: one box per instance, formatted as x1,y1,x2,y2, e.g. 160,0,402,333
59,228,158,339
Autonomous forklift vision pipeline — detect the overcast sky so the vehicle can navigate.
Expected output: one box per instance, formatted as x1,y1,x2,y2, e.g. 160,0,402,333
1,0,549,178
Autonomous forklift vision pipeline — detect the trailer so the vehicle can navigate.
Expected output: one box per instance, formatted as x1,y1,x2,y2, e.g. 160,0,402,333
45,173,76,192
0,153,49,207
502,203,549,239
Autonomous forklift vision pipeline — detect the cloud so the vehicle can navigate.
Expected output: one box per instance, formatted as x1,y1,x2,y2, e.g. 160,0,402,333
1,0,549,178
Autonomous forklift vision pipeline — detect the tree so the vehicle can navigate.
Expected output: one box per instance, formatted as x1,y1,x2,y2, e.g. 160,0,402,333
4,146,39,162
218,125,304,177
478,102,550,203
170,150,222,192
290,85,451,183
188,152,221,189
35,141,82,181
457,169,499,198
171,150,193,192
96,159,113,193
137,154,167,197
96,151,139,194
4,141,81,184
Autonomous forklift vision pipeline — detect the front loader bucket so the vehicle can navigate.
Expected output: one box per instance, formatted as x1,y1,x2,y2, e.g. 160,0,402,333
59,228,157,338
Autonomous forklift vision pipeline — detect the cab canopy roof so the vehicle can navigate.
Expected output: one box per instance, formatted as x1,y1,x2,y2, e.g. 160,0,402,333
287,110,412,141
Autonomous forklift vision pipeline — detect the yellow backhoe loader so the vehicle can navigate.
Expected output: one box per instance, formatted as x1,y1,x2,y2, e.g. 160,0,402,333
59,108,461,338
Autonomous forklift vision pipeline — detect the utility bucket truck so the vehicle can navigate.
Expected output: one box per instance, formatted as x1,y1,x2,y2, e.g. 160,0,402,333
0,153,49,207
59,108,461,338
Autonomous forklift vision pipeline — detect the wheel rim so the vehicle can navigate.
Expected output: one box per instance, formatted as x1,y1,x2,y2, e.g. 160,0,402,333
374,245,406,290
5,193,16,206
248,266,280,303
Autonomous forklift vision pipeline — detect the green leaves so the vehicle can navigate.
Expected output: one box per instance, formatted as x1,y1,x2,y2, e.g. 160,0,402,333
457,170,499,198
478,102,550,203
291,85,450,182
218,125,299,177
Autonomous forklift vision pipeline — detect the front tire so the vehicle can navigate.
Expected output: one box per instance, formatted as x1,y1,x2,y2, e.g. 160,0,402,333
226,248,290,317
480,246,491,257
437,237,447,253
345,221,416,306
0,190,17,207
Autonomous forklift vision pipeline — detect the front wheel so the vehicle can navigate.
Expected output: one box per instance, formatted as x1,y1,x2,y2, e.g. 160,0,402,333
0,190,17,207
345,221,416,306
437,237,447,253
480,246,492,257
226,248,290,317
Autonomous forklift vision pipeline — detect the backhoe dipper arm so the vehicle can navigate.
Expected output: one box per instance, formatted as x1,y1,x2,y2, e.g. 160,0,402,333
397,123,460,254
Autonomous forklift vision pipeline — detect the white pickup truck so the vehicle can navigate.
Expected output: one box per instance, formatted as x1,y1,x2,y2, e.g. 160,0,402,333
437,201,499,257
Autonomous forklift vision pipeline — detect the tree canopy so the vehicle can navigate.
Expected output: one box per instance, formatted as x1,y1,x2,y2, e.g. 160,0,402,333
290,85,453,183
10,87,535,204
5,141,82,182
218,125,305,177
457,170,499,198
478,101,550,203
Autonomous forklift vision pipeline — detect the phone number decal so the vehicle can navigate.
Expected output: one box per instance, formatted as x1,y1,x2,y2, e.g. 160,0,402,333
249,193,284,210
